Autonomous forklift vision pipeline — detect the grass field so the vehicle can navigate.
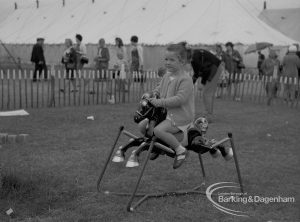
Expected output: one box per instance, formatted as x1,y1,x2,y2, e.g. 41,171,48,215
0,99,299,222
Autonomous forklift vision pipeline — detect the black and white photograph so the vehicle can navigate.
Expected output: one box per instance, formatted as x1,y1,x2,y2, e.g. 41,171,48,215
0,0,299,221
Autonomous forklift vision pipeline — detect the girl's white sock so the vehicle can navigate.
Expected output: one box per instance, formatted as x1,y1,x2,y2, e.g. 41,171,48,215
175,144,186,154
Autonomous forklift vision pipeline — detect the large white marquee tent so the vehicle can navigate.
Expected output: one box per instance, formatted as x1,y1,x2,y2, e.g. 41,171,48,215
0,0,297,45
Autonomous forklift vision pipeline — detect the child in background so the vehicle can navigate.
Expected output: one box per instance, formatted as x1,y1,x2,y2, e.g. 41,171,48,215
148,43,195,169
107,52,129,104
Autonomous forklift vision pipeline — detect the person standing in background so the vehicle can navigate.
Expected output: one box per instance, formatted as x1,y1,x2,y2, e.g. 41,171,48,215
214,44,228,98
31,38,47,81
129,35,144,83
75,34,87,71
115,37,125,59
257,51,265,78
60,38,77,93
261,50,281,106
294,43,300,98
94,38,110,80
223,42,243,101
215,44,224,60
61,38,76,80
282,45,300,104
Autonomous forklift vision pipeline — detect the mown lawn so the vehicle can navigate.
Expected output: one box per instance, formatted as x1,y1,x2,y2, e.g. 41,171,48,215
0,99,299,222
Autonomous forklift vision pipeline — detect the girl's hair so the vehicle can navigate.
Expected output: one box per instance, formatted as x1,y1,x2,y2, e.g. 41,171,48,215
115,37,124,48
65,38,73,47
166,42,192,63
75,34,83,42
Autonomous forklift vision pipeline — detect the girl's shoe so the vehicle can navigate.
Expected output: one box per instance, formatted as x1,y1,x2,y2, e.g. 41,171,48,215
173,149,188,169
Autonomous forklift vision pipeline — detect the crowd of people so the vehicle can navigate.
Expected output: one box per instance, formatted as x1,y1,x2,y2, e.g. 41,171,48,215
31,34,144,103
30,36,300,111
257,44,300,106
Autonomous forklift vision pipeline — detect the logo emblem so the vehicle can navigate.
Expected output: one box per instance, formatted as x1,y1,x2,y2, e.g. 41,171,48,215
206,182,249,217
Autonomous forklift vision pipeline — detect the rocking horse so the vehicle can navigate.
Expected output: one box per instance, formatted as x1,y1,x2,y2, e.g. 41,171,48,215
97,95,244,212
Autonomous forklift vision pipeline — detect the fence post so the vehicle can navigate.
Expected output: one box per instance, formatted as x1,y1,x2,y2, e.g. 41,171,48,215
257,75,263,103
294,77,299,108
92,70,95,105
36,69,40,108
62,69,66,106
87,70,90,105
1,70,4,110
7,69,10,109
240,73,246,102
48,68,56,107
73,71,77,106
100,69,104,104
18,69,22,108
96,70,100,104
78,70,82,106
41,67,45,107
30,70,33,108
58,69,62,107
83,70,86,105
13,69,16,109
24,70,28,108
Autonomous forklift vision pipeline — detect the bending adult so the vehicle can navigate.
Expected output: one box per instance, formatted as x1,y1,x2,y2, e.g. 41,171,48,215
191,49,224,123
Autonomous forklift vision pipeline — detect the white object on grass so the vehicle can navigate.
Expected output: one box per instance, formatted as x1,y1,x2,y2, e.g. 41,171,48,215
0,109,29,117
6,208,13,215
87,116,94,120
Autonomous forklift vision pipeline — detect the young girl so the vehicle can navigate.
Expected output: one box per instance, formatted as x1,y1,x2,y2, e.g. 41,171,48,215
107,51,129,104
148,43,195,169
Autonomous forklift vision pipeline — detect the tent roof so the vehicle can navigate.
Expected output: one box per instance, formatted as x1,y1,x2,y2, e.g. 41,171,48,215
0,0,296,45
259,8,300,43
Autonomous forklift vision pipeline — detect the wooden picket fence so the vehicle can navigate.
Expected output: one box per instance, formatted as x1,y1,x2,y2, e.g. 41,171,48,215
0,68,299,110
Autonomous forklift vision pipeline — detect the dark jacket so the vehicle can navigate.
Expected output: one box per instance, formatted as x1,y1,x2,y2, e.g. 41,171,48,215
31,44,45,64
191,49,221,85
296,51,300,77
223,50,243,74
282,52,300,78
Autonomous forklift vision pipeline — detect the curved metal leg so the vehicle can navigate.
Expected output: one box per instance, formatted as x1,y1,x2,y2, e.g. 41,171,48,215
126,136,156,212
97,126,124,192
198,153,206,185
228,132,244,193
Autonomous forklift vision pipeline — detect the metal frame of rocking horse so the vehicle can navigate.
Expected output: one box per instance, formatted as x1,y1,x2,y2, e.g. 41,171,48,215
97,126,244,212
